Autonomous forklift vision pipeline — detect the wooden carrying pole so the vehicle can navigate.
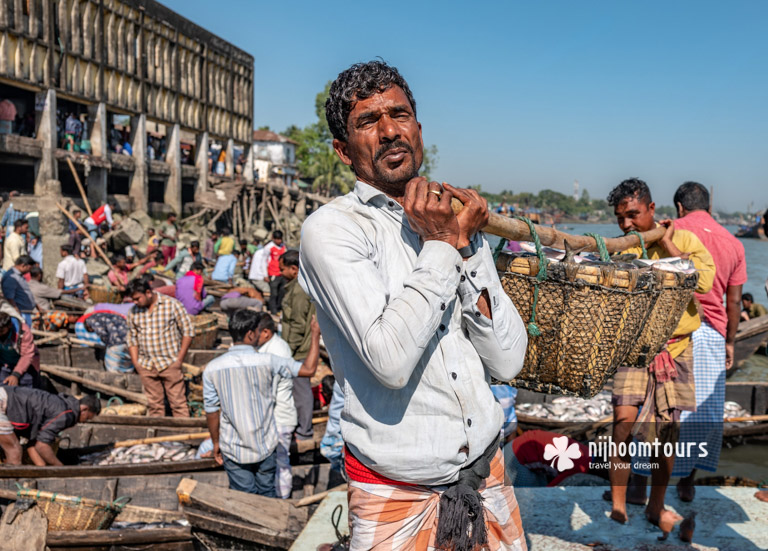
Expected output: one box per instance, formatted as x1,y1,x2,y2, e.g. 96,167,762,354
66,157,93,217
452,199,667,253
56,202,115,270
114,432,210,448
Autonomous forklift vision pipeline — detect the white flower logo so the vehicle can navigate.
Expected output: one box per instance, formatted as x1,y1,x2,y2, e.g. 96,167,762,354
543,436,582,472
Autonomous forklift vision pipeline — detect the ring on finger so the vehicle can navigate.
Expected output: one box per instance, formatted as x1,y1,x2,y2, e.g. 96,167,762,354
428,189,442,198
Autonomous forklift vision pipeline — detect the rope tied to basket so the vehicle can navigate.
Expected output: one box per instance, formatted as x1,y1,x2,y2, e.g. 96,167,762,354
492,237,508,263
625,230,649,259
106,396,124,407
584,232,610,262
515,216,547,336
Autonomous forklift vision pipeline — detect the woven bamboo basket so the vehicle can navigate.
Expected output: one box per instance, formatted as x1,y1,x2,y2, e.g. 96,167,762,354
14,488,129,530
496,251,657,398
88,284,123,304
624,269,699,367
191,313,218,349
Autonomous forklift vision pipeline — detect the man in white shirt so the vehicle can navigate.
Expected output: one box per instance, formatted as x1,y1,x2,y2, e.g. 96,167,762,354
2,219,28,272
299,61,528,550
255,312,299,499
248,245,271,295
55,245,89,298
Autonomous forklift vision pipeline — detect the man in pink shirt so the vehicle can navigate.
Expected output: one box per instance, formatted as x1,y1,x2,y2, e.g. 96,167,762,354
671,182,747,501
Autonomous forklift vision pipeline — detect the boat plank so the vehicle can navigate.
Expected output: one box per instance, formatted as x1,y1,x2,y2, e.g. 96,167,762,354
0,458,217,479
47,527,191,545
182,507,295,549
88,415,208,427
177,478,307,533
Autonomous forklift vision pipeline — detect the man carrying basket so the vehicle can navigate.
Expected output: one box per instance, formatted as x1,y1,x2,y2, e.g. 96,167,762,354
299,60,528,550
606,178,715,535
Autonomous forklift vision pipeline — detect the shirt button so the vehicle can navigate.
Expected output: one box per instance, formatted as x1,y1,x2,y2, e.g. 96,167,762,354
460,275,465,282
439,324,446,332
388,201,394,207
451,372,457,380
470,271,477,278
467,419,472,427
455,265,461,273
440,303,446,311
474,311,481,317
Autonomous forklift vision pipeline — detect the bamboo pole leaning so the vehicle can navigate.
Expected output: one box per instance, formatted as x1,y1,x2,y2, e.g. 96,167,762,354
56,202,115,271
451,199,667,254
66,157,93,217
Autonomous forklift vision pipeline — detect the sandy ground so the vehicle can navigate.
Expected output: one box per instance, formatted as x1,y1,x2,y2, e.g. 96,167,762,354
515,486,768,551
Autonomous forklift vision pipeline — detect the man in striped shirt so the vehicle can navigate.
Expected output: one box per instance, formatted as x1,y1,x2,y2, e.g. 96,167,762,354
203,309,321,497
126,278,195,417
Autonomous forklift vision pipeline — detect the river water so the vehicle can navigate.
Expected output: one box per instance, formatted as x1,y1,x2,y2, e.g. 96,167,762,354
488,222,768,382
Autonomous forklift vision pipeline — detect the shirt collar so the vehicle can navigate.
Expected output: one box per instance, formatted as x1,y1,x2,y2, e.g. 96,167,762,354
229,344,256,352
353,180,403,212
682,210,711,222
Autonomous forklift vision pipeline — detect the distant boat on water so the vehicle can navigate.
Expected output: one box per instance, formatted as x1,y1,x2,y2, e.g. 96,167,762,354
735,222,767,239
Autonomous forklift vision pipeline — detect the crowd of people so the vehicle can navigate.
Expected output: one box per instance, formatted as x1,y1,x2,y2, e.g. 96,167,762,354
0,190,321,499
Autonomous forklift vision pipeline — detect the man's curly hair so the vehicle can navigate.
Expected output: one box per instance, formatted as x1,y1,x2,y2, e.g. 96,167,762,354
607,177,653,207
326,61,417,142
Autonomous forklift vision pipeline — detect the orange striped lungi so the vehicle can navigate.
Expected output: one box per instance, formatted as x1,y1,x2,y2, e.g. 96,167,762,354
347,450,526,551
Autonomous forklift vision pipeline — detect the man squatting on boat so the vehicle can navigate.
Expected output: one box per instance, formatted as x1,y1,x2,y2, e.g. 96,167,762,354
299,61,529,550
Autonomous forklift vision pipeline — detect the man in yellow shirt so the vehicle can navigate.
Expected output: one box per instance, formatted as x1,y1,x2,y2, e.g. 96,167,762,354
606,178,714,536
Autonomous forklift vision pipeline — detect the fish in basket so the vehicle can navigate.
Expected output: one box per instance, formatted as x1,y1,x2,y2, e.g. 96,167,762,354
190,313,218,349
13,487,130,531
496,247,658,398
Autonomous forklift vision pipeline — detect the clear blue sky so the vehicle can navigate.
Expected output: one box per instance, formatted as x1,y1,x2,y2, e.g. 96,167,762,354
163,0,767,212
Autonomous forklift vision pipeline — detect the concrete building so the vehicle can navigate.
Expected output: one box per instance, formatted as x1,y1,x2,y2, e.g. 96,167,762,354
252,129,297,188
0,0,254,282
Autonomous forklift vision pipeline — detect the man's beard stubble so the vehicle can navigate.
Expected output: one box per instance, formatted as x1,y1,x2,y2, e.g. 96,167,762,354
372,140,421,190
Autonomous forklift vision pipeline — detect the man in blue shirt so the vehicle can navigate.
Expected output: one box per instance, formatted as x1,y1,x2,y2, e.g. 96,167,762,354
210,249,240,285
1,255,36,326
203,309,321,496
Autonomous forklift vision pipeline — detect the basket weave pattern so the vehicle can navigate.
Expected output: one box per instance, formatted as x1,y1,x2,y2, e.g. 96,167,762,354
498,254,657,398
16,489,126,531
624,271,699,367
191,313,218,349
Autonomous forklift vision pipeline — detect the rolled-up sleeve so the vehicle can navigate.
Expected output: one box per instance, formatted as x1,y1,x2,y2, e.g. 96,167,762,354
13,324,39,376
300,213,462,390
457,234,527,381
126,312,139,348
202,371,220,413
269,354,304,379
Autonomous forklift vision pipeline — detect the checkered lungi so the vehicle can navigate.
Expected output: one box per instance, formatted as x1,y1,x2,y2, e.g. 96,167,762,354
347,449,527,551
672,320,725,475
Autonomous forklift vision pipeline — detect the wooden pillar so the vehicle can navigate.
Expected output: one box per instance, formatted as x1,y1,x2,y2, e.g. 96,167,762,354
87,102,109,209
243,143,254,184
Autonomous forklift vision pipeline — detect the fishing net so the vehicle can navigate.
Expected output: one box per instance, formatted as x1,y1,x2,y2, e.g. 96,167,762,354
497,252,657,398
624,270,699,367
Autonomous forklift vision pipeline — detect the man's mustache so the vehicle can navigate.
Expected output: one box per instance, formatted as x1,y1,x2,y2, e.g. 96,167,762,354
374,140,414,163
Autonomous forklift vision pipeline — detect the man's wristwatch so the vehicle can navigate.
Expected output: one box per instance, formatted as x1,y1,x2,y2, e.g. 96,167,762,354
458,244,476,259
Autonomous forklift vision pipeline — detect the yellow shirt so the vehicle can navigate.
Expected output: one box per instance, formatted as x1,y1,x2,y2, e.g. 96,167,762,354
623,227,715,358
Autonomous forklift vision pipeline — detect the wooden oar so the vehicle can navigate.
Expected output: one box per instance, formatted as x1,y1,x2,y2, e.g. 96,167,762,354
113,432,210,448
451,199,667,253
295,483,347,507
725,414,768,423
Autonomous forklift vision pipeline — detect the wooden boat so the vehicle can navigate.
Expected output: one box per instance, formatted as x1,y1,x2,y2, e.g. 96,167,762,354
735,221,767,239
733,315,768,372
